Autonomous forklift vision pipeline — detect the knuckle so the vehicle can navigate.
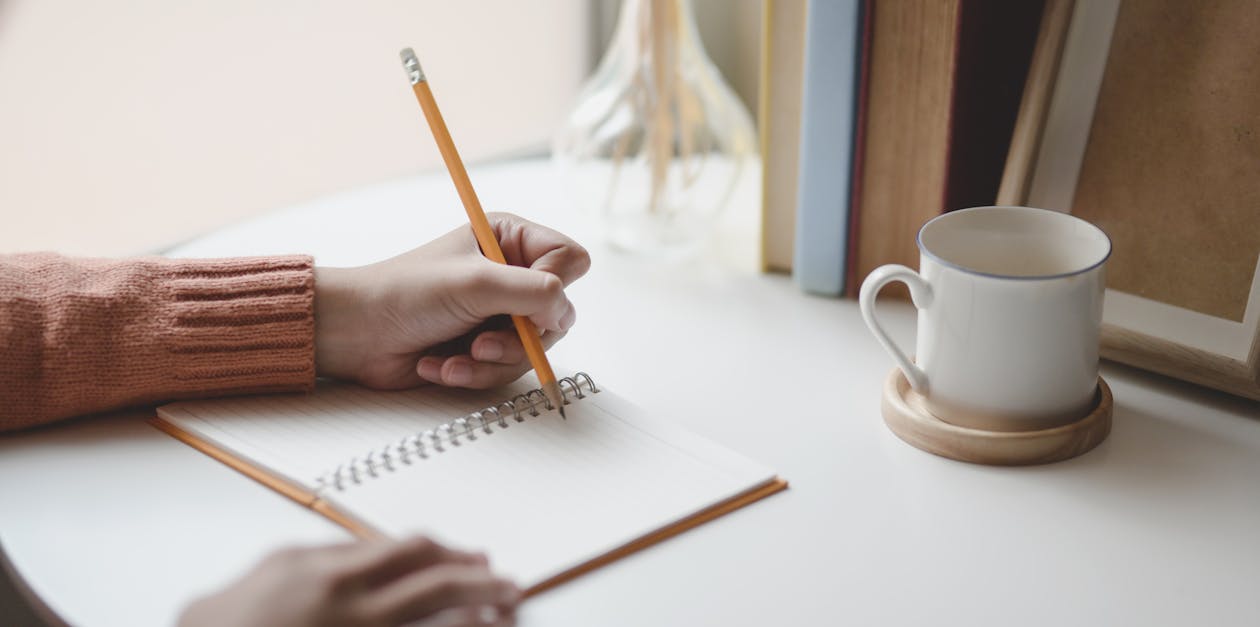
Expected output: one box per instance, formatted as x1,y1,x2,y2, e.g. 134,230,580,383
539,273,564,298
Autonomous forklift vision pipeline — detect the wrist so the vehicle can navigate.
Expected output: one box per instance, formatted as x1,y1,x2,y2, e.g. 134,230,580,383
313,266,368,381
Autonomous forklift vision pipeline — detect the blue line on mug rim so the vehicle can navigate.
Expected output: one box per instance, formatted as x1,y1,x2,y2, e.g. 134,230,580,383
915,206,1113,281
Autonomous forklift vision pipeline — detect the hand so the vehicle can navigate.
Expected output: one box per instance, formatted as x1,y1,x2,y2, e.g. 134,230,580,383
179,537,520,627
314,212,590,390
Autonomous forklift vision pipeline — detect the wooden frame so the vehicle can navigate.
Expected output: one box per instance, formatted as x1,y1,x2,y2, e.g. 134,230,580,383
999,0,1260,400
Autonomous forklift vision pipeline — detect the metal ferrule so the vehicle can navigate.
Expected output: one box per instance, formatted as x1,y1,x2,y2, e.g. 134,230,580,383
400,48,426,84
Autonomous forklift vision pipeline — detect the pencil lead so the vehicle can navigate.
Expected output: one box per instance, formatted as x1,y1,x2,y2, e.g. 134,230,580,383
542,380,566,420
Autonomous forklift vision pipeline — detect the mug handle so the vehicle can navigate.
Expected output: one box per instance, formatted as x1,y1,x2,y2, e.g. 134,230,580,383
859,264,933,393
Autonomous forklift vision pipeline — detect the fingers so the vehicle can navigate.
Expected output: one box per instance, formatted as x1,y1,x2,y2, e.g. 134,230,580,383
417,330,565,388
487,212,591,286
462,263,574,332
418,329,567,390
469,325,569,365
421,357,528,390
363,563,520,626
336,536,487,587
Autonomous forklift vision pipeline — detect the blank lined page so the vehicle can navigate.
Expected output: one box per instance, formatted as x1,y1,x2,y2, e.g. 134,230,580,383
322,388,778,585
157,379,544,491
159,376,781,586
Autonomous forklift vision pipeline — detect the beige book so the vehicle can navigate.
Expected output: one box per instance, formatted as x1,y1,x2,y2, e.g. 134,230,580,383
759,0,808,273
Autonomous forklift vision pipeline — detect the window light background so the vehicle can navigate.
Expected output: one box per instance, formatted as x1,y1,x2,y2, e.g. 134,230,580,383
0,0,760,257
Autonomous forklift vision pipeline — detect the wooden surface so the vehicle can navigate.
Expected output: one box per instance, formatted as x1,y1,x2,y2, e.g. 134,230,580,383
881,369,1113,466
1102,324,1260,401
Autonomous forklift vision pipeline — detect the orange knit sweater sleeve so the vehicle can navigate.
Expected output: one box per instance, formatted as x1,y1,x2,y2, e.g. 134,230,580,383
0,253,316,431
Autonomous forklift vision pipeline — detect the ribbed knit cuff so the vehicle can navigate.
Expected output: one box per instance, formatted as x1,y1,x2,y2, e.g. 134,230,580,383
0,253,316,430
155,255,316,399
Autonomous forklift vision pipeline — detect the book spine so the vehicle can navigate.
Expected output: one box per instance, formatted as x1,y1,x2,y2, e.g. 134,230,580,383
759,0,808,273
792,0,863,296
843,0,875,298
758,0,773,271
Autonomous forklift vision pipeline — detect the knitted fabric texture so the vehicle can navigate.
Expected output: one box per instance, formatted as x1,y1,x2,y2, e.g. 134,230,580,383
0,253,316,431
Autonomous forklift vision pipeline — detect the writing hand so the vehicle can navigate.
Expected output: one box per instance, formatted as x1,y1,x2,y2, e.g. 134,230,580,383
313,212,590,390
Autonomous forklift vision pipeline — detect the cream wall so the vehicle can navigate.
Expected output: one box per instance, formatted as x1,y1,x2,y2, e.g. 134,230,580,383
0,0,760,257
0,1,592,256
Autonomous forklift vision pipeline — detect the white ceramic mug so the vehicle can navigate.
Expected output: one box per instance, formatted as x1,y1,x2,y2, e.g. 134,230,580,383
859,206,1111,432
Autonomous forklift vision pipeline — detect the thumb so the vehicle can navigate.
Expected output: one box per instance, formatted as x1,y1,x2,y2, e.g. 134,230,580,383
463,262,572,332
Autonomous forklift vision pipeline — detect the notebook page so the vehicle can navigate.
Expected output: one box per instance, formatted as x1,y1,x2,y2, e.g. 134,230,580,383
323,388,778,585
157,378,545,492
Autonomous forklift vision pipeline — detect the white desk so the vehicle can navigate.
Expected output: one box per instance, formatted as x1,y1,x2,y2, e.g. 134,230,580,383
2,159,1259,626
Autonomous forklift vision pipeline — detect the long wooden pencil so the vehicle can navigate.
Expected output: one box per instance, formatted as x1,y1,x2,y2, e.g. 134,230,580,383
399,47,566,417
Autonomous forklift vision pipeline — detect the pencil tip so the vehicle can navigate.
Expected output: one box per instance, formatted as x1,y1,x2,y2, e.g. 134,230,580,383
542,381,566,419
399,48,425,84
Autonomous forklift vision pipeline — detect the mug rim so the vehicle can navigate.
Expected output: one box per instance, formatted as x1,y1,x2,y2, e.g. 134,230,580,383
916,206,1112,281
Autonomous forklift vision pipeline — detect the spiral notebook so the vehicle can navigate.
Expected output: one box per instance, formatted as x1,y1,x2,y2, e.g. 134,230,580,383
153,373,787,594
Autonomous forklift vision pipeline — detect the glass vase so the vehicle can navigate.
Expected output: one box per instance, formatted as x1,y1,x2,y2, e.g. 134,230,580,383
552,0,757,258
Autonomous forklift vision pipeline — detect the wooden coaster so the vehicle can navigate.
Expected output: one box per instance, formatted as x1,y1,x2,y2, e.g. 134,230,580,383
880,368,1112,466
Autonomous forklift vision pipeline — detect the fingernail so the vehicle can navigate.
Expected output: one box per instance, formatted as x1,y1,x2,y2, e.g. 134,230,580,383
417,357,442,381
446,362,472,386
476,338,504,361
558,303,576,331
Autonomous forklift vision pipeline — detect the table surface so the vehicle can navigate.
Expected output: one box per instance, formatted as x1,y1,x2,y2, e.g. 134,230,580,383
2,159,1259,627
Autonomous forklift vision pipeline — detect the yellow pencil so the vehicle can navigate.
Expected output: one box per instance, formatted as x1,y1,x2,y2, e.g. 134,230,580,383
399,48,566,417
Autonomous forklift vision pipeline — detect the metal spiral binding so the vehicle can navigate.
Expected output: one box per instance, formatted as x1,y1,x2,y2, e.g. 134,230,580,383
315,373,598,493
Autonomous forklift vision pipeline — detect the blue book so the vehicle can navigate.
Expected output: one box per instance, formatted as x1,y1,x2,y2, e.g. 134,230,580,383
792,0,863,296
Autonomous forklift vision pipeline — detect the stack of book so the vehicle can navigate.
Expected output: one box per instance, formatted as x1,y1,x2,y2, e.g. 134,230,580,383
759,0,1044,297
